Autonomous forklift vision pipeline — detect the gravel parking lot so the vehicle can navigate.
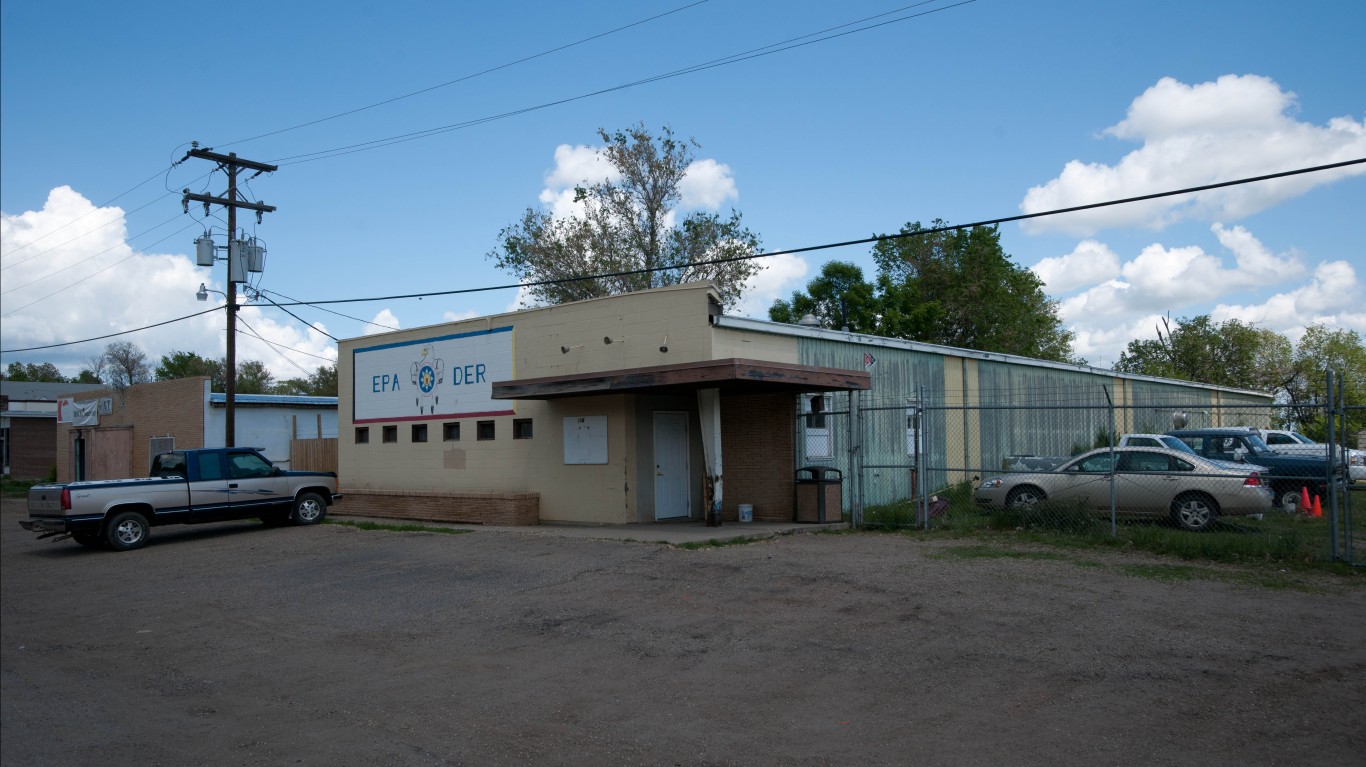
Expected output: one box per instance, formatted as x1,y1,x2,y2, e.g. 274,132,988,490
3,498,1364,766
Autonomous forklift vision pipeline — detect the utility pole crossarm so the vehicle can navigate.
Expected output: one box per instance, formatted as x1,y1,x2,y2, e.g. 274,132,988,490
181,192,276,214
185,148,278,174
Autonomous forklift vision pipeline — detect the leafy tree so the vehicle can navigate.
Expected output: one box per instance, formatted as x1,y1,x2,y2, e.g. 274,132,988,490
1114,315,1273,390
156,350,225,390
489,123,763,308
769,261,879,333
1283,325,1366,442
100,341,151,389
772,222,1078,362
274,364,338,397
870,221,1077,362
235,360,275,395
3,361,68,382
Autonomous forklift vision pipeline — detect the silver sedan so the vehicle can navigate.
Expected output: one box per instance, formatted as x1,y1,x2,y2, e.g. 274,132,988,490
974,447,1274,531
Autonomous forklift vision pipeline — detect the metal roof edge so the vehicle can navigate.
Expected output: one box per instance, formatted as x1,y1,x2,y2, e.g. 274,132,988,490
713,315,1273,400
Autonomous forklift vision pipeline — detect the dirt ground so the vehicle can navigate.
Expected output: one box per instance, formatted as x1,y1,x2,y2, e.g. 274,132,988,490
3,497,1364,767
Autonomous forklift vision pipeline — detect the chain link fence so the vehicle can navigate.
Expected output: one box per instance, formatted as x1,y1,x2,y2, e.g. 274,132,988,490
797,381,1362,565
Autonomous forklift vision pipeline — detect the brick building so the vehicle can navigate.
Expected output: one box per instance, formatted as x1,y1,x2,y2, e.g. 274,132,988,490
1,380,105,480
51,377,337,483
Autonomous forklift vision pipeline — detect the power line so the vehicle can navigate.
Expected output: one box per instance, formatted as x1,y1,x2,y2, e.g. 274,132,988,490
269,0,973,165
271,157,1366,307
4,157,1358,355
214,0,714,150
1,219,203,318
2,306,223,353
258,288,400,331
0,167,173,261
2,212,187,296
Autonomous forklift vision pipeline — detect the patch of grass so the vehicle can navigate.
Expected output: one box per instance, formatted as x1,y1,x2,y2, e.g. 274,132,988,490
324,519,473,536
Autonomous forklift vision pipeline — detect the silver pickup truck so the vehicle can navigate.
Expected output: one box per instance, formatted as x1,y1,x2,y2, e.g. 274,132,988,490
20,447,341,551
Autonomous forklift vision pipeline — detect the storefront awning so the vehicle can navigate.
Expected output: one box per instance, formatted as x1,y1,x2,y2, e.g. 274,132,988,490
491,358,870,400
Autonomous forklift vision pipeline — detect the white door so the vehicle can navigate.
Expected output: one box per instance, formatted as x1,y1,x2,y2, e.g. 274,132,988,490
653,412,690,520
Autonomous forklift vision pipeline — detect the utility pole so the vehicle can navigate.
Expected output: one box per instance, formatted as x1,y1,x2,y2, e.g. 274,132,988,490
182,147,277,448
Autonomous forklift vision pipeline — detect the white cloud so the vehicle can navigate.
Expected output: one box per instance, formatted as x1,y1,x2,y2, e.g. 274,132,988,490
732,252,809,319
1051,225,1364,365
538,143,619,219
441,309,480,323
679,159,738,210
0,187,338,381
362,309,401,336
1031,240,1121,293
1021,75,1366,235
536,141,739,220
0,188,316,380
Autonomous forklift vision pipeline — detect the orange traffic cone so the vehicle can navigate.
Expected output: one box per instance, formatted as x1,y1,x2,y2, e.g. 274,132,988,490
1299,486,1311,514
1312,495,1323,518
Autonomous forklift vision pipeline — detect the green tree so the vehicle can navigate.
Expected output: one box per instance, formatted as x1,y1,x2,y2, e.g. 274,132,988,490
156,350,225,390
274,364,338,397
235,360,275,395
489,123,763,308
1283,325,1366,442
768,261,879,333
870,221,1077,362
3,361,68,382
1114,316,1300,395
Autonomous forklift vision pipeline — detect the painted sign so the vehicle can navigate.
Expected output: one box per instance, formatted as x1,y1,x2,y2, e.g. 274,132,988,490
353,327,514,423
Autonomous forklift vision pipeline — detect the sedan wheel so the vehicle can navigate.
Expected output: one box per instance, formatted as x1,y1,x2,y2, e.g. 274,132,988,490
1005,487,1046,508
1173,494,1217,532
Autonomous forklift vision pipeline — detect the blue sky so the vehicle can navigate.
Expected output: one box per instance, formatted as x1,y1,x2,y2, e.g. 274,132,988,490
2,0,1363,381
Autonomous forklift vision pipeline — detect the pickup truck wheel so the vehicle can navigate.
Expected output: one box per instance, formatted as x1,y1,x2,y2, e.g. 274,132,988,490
291,492,327,525
1275,486,1303,515
105,511,150,551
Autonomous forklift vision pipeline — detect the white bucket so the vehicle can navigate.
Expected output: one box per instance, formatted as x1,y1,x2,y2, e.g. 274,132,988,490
738,504,754,522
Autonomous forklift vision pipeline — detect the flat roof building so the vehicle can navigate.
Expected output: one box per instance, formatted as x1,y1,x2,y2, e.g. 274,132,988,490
337,282,1272,527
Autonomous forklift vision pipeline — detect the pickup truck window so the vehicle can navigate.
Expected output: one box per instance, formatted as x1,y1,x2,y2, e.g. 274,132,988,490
228,452,274,479
197,452,224,481
152,452,186,478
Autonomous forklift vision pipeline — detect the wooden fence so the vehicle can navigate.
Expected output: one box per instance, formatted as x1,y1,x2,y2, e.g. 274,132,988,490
290,438,338,475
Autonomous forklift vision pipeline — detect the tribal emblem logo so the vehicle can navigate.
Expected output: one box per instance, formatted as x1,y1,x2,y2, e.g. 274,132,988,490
410,345,445,414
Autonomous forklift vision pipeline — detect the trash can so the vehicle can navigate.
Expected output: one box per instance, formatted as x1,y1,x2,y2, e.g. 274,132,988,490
794,466,843,523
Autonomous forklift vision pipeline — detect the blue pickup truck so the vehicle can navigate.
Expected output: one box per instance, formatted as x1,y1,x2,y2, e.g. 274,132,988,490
1167,428,1343,514
20,447,341,551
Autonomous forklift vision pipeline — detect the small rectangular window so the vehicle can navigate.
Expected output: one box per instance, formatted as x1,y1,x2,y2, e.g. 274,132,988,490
412,424,428,443
443,422,460,441
513,419,533,439
477,421,495,441
355,427,370,444
382,425,397,443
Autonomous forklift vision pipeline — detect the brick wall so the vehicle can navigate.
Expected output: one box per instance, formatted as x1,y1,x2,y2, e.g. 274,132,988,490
55,378,207,482
721,392,796,523
8,418,56,480
336,489,540,525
